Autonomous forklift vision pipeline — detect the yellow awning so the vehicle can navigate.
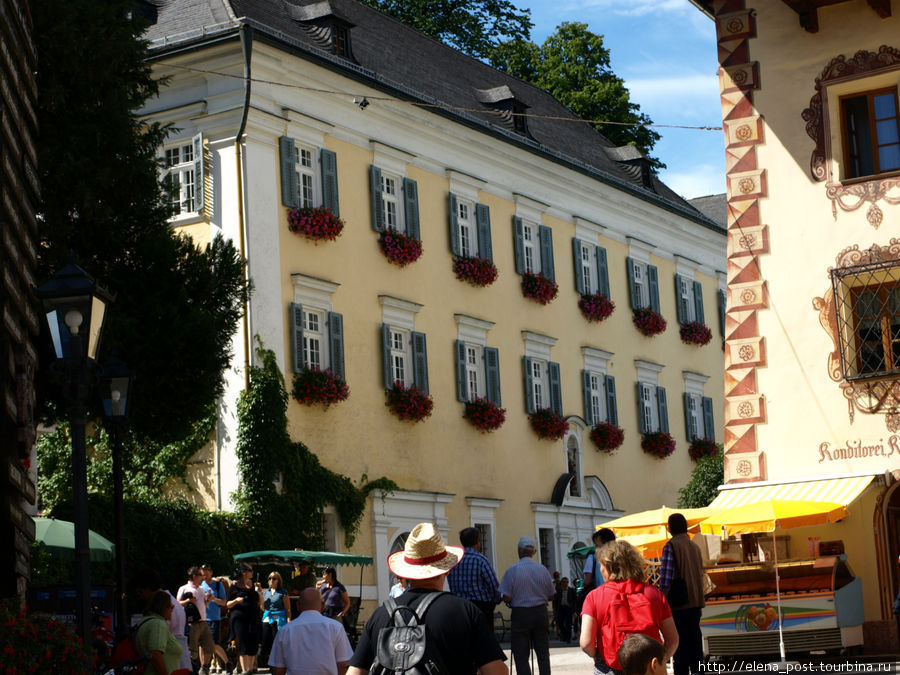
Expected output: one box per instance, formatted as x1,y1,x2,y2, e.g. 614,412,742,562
708,474,876,510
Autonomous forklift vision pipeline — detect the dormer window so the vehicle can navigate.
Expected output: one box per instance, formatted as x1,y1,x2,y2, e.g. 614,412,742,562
605,145,654,190
287,1,355,61
474,85,531,137
333,24,349,58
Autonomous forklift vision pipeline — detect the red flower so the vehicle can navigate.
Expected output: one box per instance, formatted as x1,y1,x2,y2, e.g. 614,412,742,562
578,293,615,323
291,367,349,409
452,256,498,287
287,206,345,241
589,422,625,452
379,228,423,267
641,431,676,458
679,321,713,346
521,272,558,305
385,381,433,422
528,408,568,440
688,437,719,461
632,307,667,337
463,398,506,432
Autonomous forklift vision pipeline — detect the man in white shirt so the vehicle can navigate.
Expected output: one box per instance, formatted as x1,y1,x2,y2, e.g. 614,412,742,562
269,587,353,675
176,566,215,675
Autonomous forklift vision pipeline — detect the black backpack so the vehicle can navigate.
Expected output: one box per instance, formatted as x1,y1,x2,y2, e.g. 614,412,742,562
369,592,450,675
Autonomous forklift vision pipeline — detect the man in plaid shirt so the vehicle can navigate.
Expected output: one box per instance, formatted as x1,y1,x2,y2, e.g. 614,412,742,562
448,527,502,622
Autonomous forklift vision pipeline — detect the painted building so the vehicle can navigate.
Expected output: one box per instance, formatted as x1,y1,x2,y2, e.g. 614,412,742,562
693,0,900,647
142,0,725,603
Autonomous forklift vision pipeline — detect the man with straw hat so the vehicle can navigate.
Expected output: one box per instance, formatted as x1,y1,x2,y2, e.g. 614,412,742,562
347,523,508,675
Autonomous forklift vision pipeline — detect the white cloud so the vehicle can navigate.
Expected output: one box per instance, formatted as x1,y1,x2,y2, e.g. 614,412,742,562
627,74,718,106
660,164,727,200
575,0,691,17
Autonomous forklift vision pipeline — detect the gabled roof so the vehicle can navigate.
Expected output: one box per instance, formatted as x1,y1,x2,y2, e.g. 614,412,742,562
688,194,727,230
144,0,721,231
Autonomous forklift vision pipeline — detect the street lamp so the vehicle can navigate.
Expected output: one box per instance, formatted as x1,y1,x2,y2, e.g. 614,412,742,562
35,263,113,644
101,356,131,638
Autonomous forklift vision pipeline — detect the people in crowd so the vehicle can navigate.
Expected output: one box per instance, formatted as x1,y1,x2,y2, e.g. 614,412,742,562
135,590,192,675
499,536,556,675
388,576,407,598
269,587,353,675
618,634,668,675
318,566,351,626
553,576,577,642
658,513,705,675
447,526,502,624
132,568,190,671
177,566,216,675
347,522,508,675
200,565,231,673
260,571,292,668
226,562,261,675
580,540,678,675
582,528,617,591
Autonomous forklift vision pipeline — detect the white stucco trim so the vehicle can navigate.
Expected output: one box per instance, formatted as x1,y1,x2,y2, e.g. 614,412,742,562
455,314,495,346
582,347,613,373
683,370,710,396
291,273,340,312
635,359,665,383
466,497,502,568
447,170,485,202
371,141,414,176
379,295,423,331
523,331,557,361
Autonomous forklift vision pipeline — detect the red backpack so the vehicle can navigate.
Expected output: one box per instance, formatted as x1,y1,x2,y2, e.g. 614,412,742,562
108,617,153,674
595,580,660,671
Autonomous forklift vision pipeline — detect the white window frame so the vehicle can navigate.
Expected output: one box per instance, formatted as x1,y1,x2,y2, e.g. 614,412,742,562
679,275,696,323
302,308,327,370
389,328,411,387
523,330,557,413
522,221,541,274
380,295,423,390
465,344,483,401
580,242,597,294
683,371,710,440
583,347,613,424
455,314,495,403
294,142,321,209
456,197,476,258
164,141,196,216
467,497,501,569
566,435,582,498
292,273,340,372
380,171,404,233
635,359,664,433
633,260,649,308
532,358,547,409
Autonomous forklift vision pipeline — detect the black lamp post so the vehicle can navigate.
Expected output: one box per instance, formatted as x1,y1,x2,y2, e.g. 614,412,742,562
35,263,112,644
101,356,131,638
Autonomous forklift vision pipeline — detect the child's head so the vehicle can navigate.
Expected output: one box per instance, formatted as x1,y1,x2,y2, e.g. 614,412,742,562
618,633,667,675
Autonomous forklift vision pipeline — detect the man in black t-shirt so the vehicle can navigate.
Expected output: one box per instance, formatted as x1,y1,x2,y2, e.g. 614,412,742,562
347,523,508,675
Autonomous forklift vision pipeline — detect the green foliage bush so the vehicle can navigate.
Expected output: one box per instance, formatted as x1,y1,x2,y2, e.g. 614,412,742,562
677,447,724,508
0,600,94,673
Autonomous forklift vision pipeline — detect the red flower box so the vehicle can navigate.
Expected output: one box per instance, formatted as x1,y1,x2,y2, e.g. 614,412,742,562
379,228,423,267
287,206,345,241
680,321,713,346
632,307,667,337
291,367,349,409
579,293,615,323
385,381,433,422
453,255,498,287
528,407,568,440
463,397,506,432
589,422,625,452
688,437,719,461
641,431,676,458
521,271,559,304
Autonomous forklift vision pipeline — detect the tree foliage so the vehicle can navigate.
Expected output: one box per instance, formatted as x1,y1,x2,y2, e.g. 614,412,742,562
360,0,532,60
490,23,661,164
677,448,724,508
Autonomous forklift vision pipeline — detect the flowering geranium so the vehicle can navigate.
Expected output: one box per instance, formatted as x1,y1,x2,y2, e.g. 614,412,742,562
641,431,676,458
291,367,349,409
463,397,506,432
579,293,615,323
632,307,667,337
528,407,568,440
689,437,719,461
379,228,423,267
287,206,344,241
589,422,625,452
0,601,94,673
453,256,498,287
386,381,433,422
521,271,559,305
680,321,713,346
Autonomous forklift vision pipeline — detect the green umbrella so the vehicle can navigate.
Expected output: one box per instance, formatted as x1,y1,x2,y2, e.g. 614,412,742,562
33,517,116,563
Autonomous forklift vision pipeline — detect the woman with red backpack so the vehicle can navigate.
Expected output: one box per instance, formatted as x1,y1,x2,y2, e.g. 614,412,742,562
579,540,678,675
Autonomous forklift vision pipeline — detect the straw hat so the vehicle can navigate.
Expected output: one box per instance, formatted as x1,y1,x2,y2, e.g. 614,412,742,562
387,523,464,580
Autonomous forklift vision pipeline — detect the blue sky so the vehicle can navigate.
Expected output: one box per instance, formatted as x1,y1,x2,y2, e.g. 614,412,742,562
520,0,725,199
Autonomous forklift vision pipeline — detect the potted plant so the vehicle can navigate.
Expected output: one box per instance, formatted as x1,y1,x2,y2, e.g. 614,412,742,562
680,321,713,346
589,422,625,452
521,271,558,305
578,293,615,323
291,367,349,409
641,431,676,458
379,228,423,267
385,381,433,422
463,397,506,432
528,407,568,440
452,255,498,287
287,206,345,242
0,601,94,673
688,437,719,461
632,307,667,337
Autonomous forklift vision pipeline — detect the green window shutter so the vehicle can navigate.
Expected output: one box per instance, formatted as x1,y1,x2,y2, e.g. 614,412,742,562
321,148,339,216
291,303,304,374
693,280,705,325
381,324,392,389
636,382,647,434
455,340,467,402
192,133,205,212
404,178,420,240
572,239,585,295
476,203,493,261
683,392,693,442
626,257,640,310
718,289,726,338
539,225,555,281
513,217,526,275
485,347,501,406
656,386,669,433
449,193,461,256
582,370,593,425
523,356,535,414
702,396,715,442
648,265,660,314
412,331,429,395
605,375,618,426
369,165,384,232
596,246,610,298
279,136,298,208
549,361,562,416
328,312,344,379
675,274,687,325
